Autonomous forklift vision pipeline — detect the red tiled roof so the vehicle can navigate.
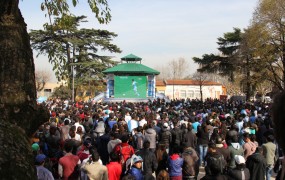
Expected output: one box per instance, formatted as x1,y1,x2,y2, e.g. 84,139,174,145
156,80,166,86
156,79,221,86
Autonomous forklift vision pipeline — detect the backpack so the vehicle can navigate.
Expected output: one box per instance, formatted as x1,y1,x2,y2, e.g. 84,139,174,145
134,134,144,150
206,154,225,175
119,145,133,166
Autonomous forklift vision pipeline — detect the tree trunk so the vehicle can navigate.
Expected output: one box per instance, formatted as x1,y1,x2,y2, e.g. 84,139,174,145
200,85,203,101
245,56,251,101
282,44,285,90
0,0,49,179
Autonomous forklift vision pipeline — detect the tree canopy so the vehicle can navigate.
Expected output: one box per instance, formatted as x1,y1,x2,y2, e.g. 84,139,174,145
30,15,121,84
0,0,114,179
249,0,285,90
41,0,111,24
193,28,241,82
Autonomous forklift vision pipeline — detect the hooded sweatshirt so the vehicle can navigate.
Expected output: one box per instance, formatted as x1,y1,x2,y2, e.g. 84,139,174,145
228,143,244,169
107,139,122,154
168,154,183,177
144,128,157,149
246,153,266,180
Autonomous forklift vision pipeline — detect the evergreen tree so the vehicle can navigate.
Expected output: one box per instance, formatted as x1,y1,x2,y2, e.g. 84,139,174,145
193,28,241,82
29,15,121,83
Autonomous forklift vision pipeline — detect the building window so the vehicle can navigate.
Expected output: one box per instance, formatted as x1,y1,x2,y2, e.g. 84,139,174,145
195,90,201,98
187,90,194,98
78,92,83,96
43,89,52,97
215,91,220,98
180,90,186,98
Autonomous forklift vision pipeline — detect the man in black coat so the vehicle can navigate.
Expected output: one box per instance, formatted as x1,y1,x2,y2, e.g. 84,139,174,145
246,147,266,180
215,136,230,167
182,122,197,149
171,120,183,148
136,141,158,178
159,122,172,153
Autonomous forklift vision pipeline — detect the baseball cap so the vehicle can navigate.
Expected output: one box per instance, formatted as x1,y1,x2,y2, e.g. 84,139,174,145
234,155,245,164
163,123,169,128
35,154,46,163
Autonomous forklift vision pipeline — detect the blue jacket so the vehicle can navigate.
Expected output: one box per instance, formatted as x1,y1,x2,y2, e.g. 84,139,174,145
168,154,183,177
129,167,143,180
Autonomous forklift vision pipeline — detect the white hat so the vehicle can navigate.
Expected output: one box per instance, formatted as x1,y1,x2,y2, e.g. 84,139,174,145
163,122,169,128
234,155,245,164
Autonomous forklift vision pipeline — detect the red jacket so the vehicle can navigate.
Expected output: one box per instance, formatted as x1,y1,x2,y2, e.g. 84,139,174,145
59,154,79,180
106,161,122,180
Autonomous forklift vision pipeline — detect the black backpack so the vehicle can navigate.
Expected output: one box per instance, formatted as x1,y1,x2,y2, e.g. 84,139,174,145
206,154,225,175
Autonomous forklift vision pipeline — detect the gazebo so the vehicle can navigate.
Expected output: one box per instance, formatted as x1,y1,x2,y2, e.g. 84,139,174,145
102,54,160,101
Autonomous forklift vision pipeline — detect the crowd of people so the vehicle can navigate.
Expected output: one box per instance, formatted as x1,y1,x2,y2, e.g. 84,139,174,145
31,97,285,180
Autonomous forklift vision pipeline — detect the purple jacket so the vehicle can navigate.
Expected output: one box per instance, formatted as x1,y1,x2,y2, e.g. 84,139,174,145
168,154,183,177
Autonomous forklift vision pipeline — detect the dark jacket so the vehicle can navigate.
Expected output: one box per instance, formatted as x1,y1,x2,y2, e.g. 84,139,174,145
159,128,172,147
136,149,158,176
153,125,161,135
155,150,168,175
246,153,266,180
205,151,225,175
228,167,250,180
201,174,233,180
171,127,183,146
182,131,197,149
228,143,244,169
129,167,143,180
197,128,209,145
182,147,199,177
96,133,110,165
216,145,231,166
168,154,183,177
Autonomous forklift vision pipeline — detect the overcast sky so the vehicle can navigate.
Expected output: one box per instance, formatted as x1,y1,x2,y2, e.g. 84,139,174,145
20,0,259,82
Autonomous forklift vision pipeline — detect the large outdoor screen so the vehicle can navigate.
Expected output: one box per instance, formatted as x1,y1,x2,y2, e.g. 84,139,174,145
114,76,147,98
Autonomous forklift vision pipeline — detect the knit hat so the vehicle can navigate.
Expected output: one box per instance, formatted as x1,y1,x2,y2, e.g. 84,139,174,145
133,155,143,164
32,143,40,151
125,154,143,174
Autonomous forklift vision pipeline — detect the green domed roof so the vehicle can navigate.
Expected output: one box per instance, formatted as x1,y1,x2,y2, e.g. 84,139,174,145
103,63,160,75
121,54,142,61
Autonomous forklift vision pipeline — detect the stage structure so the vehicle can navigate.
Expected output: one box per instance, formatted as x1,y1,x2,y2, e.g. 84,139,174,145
102,54,160,102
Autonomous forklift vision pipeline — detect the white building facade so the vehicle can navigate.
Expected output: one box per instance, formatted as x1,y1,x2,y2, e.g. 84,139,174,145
156,80,224,100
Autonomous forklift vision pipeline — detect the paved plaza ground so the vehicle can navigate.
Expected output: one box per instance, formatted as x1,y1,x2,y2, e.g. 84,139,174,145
197,166,276,180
